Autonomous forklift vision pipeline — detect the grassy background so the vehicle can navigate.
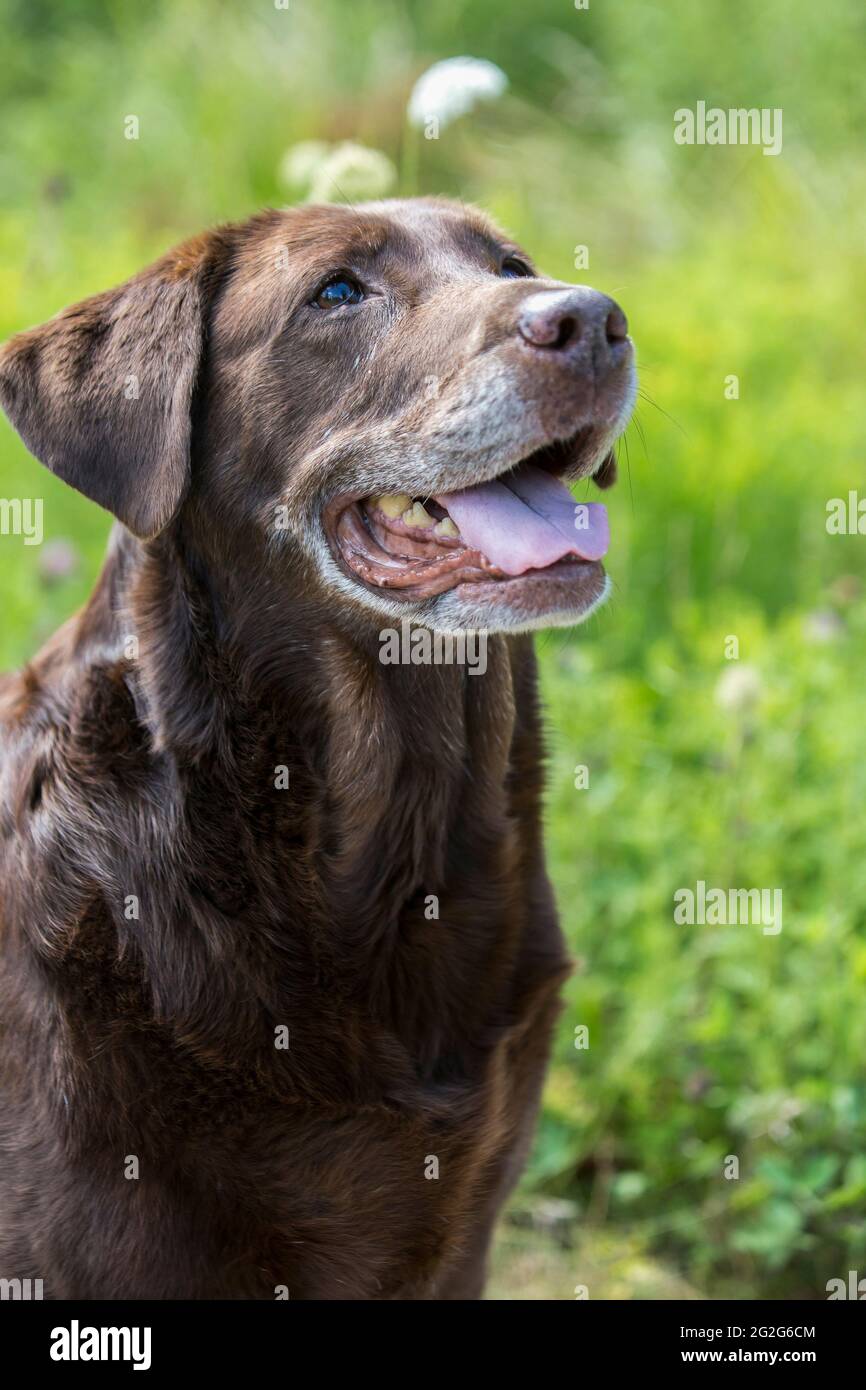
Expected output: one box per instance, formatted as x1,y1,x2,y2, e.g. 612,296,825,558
1,0,865,1299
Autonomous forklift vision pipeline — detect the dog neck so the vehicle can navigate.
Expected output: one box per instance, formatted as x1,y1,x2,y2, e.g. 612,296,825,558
90,522,526,963
11,522,552,1109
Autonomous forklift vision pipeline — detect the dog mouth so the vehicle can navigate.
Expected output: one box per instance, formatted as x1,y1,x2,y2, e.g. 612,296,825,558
325,430,615,603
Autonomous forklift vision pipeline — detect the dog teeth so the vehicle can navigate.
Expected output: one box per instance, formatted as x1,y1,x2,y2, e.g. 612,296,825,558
370,495,454,534
374,493,412,519
402,501,436,529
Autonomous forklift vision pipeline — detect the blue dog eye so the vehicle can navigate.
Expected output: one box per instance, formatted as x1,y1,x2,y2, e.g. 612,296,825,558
316,277,364,308
501,257,532,279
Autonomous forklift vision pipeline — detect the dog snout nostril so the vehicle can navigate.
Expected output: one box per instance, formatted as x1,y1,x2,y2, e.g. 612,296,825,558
605,305,628,343
553,315,578,349
518,306,581,351
517,288,629,363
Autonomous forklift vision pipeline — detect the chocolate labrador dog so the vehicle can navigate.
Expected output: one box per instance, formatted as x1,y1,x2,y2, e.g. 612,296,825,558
0,198,634,1299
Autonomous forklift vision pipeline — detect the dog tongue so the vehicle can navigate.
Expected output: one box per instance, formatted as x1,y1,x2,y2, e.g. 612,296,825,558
434,463,609,576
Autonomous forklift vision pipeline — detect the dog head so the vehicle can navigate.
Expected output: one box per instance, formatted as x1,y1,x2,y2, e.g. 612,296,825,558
0,198,635,634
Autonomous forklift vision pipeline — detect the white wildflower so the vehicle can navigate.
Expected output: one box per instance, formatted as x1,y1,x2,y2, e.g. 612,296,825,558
714,664,763,713
407,57,508,130
307,141,396,203
278,141,331,193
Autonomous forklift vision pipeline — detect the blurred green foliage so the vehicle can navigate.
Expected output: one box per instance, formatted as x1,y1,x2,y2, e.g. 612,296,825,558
1,0,865,1299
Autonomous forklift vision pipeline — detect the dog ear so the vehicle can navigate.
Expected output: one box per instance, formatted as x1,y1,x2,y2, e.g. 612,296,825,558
0,231,231,540
594,449,618,490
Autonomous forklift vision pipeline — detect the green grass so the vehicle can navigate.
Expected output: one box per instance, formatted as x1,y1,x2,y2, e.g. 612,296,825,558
1,0,865,1299
488,1203,704,1301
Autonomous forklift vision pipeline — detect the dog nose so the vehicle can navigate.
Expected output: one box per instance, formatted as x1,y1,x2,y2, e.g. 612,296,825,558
517,288,628,364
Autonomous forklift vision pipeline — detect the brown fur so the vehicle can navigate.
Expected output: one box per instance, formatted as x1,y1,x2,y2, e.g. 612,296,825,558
0,200,630,1299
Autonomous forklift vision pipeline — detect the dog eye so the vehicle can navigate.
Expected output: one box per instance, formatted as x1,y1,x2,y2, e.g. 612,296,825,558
500,257,533,279
314,275,365,309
